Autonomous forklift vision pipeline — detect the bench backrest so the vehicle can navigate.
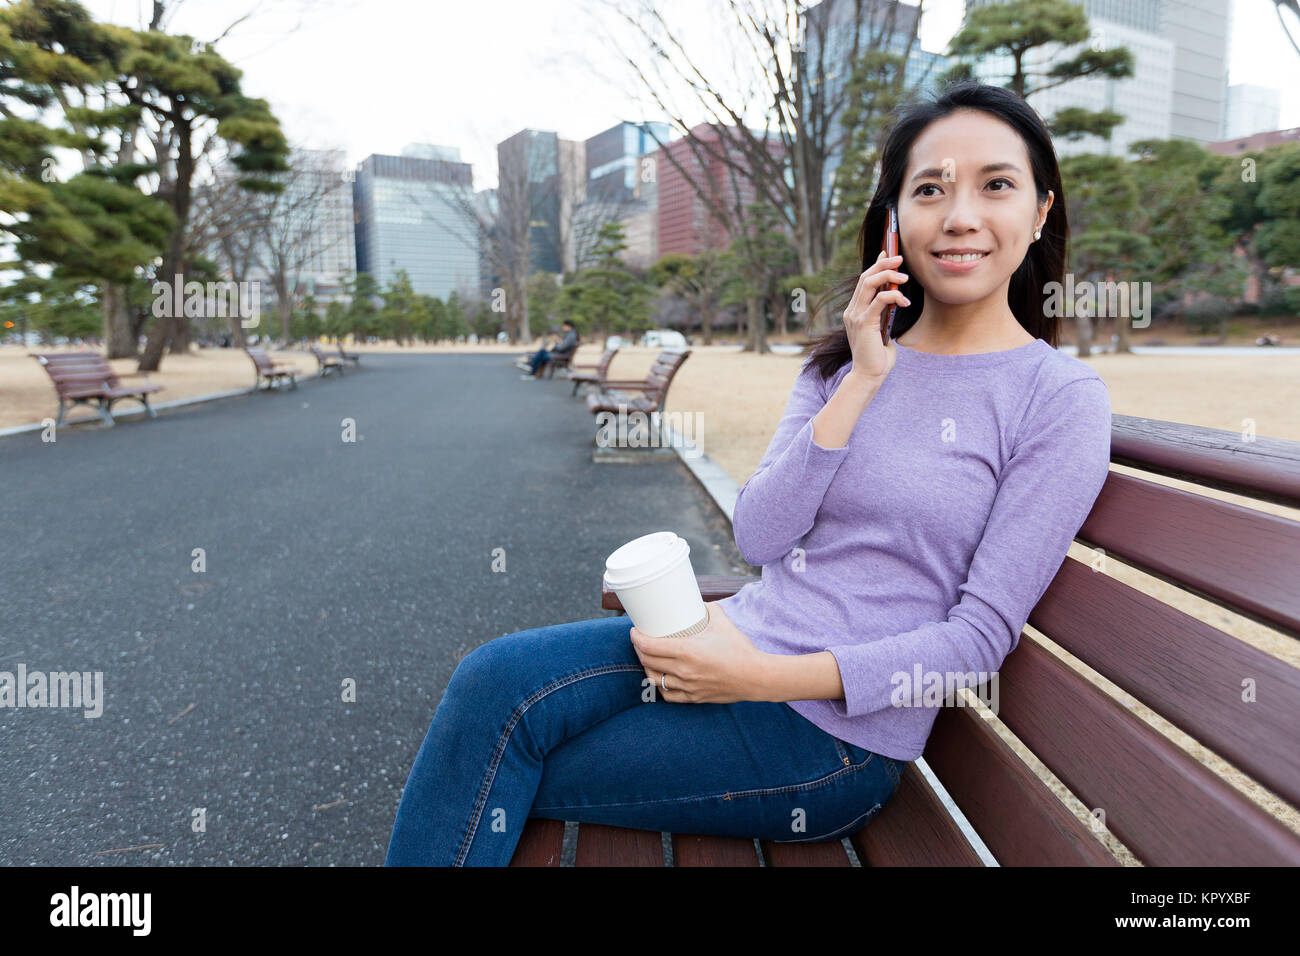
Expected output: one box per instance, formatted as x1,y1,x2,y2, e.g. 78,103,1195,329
595,347,619,377
901,415,1300,866
244,346,277,372
601,413,1300,865
639,349,691,412
32,352,121,395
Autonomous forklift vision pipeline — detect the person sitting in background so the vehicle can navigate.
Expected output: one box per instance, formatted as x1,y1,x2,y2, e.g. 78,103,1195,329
518,321,578,379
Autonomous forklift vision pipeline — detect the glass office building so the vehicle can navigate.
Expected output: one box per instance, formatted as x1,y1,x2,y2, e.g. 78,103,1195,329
353,146,481,300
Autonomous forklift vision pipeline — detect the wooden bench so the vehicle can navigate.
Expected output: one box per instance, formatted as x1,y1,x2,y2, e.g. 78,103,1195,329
565,346,620,397
584,350,691,446
31,352,164,427
245,346,300,391
510,414,1300,865
337,343,361,366
309,345,344,378
537,348,576,380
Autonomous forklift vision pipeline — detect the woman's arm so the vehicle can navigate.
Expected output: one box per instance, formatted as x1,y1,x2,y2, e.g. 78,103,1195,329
817,377,1113,716
731,360,885,567
755,650,845,703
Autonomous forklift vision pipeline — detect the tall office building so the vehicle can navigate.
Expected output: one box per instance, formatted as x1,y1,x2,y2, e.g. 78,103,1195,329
352,144,480,299
287,148,356,303
584,122,673,204
655,122,787,257
210,147,357,316
575,121,671,270
804,0,949,203
475,187,501,301
1223,84,1282,140
1163,0,1230,143
496,129,586,276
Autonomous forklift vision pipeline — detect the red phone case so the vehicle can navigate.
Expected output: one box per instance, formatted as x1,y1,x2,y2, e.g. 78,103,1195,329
881,205,899,345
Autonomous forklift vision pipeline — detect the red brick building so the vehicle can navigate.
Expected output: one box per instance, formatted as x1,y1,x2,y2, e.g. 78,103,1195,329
655,123,786,258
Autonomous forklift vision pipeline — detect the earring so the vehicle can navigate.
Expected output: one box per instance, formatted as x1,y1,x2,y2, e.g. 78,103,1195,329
1034,229,1042,241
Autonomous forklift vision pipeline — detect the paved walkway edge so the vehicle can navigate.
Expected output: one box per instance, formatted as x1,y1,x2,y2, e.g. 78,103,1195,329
660,416,997,866
0,387,256,439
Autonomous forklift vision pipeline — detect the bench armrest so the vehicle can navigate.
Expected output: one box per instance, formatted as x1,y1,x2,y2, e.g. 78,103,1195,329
601,573,760,611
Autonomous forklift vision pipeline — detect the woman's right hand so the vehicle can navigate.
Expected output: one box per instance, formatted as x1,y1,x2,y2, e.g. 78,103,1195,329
843,251,909,381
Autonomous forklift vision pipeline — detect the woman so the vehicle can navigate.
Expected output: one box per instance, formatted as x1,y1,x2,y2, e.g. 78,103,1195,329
384,80,1113,866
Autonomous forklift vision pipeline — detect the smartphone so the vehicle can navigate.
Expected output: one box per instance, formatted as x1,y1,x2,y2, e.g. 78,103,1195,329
880,202,900,345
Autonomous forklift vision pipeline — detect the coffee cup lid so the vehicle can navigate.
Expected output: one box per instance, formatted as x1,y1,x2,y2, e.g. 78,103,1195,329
603,531,688,591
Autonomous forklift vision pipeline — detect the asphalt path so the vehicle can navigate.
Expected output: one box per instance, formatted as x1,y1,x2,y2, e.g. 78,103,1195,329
0,352,748,865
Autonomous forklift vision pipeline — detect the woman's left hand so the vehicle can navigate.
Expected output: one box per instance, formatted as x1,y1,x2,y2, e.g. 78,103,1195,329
630,602,769,704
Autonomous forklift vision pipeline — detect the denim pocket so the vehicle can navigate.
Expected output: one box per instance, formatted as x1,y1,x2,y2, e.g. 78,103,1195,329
776,801,883,843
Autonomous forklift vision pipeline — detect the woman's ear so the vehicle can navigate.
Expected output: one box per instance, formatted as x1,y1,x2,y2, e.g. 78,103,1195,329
1038,189,1055,231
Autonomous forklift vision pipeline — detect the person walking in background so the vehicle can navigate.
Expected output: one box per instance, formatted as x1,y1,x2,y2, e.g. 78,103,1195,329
517,321,578,379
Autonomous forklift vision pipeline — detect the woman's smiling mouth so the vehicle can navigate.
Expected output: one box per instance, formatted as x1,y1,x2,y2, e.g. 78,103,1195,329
931,249,990,272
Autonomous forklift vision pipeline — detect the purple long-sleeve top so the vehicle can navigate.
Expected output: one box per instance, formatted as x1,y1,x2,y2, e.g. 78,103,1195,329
715,337,1113,762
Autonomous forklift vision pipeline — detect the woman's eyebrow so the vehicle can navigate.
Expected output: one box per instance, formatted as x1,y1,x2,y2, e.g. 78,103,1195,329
908,162,1023,183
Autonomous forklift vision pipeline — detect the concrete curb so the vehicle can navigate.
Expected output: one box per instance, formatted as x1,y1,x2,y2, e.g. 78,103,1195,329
0,387,255,439
658,415,997,866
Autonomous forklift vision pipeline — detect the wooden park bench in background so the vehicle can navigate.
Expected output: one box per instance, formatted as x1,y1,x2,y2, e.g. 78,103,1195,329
511,414,1300,866
337,342,361,367
309,344,344,378
31,352,164,427
244,346,300,391
537,348,576,379
565,346,620,397
583,349,691,444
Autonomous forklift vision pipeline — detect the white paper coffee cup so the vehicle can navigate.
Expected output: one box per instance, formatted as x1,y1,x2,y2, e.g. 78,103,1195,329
603,531,709,638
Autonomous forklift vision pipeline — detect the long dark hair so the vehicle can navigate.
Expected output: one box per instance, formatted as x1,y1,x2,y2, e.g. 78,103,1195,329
799,80,1067,381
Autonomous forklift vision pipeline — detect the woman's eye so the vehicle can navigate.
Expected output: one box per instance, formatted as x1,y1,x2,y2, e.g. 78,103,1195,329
914,183,941,197
987,178,1014,191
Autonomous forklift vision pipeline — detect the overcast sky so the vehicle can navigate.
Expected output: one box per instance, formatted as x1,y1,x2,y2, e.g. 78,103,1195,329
79,0,1300,190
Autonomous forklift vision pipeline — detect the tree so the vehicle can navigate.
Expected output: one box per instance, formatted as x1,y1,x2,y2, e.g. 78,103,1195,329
602,0,930,296
649,249,725,344
565,221,653,339
378,269,418,345
127,26,289,370
1128,139,1243,337
1058,154,1150,355
343,272,380,342
0,0,175,353
721,201,797,353
946,0,1133,142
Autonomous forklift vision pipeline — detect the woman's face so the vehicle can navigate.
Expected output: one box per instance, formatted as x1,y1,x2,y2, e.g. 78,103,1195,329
896,109,1052,308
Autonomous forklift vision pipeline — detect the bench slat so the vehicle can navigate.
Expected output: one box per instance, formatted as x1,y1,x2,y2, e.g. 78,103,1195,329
574,824,664,866
1031,556,1300,811
851,763,985,866
998,634,1300,865
924,701,1118,866
511,818,565,866
760,839,852,866
1078,472,1300,637
671,833,761,866
1112,415,1300,509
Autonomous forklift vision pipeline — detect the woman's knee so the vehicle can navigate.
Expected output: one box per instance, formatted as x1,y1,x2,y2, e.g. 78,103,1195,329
448,618,635,704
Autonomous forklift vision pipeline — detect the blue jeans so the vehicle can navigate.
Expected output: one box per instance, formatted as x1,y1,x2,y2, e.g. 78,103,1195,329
527,349,550,373
384,614,904,866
